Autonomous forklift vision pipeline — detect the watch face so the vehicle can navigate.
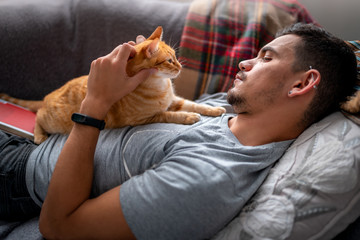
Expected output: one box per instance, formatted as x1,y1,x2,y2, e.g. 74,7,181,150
72,113,86,123
71,113,105,130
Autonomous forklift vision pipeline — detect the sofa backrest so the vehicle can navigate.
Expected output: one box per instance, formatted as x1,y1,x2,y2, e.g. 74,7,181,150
0,0,190,100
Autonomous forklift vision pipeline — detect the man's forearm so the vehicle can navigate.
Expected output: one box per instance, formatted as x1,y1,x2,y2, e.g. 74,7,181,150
39,102,102,237
39,99,135,239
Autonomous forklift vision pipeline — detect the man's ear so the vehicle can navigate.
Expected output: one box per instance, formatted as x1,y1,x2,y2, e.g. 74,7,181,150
288,69,320,97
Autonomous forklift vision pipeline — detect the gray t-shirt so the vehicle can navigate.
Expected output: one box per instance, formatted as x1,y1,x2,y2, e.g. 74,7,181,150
26,93,293,240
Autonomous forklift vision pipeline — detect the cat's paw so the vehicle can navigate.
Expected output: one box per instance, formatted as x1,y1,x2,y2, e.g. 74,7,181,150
0,93,10,100
203,106,226,116
184,113,201,124
34,134,48,145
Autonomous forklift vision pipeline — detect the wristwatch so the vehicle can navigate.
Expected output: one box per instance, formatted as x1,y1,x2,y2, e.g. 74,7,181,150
71,113,106,130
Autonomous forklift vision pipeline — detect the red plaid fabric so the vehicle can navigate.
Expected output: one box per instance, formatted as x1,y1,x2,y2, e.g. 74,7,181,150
346,40,360,90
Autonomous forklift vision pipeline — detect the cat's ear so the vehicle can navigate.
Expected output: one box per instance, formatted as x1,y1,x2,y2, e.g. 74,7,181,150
148,26,163,41
145,38,160,58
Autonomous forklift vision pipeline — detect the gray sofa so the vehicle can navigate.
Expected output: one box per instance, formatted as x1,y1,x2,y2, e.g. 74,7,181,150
1,0,359,239
0,0,189,101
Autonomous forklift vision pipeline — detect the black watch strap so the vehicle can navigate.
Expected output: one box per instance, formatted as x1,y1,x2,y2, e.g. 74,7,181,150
71,113,106,130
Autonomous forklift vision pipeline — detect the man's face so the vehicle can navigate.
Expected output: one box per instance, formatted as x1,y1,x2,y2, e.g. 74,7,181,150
227,34,302,114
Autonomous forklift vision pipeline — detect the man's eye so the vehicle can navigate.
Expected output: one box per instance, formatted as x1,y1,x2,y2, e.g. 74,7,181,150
262,56,272,62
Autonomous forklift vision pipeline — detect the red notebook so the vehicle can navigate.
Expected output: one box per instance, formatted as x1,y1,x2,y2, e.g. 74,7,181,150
0,99,36,140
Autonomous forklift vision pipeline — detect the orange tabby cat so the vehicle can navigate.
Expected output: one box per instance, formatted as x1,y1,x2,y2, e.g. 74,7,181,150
0,26,226,144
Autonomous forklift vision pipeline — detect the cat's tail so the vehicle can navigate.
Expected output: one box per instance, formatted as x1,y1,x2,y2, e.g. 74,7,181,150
0,93,43,112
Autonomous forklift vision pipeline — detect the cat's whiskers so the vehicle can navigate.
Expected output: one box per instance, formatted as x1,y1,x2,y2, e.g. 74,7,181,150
178,57,188,67
173,46,180,55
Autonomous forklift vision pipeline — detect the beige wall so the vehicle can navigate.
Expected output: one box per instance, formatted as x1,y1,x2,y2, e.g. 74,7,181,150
299,0,360,40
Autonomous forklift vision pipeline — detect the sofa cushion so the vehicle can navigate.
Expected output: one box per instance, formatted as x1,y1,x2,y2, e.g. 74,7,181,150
213,111,360,240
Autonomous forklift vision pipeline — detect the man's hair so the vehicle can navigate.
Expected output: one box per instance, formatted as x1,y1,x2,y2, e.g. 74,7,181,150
276,23,358,128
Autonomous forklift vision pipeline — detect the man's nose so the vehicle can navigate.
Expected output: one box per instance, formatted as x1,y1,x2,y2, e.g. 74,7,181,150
238,59,253,71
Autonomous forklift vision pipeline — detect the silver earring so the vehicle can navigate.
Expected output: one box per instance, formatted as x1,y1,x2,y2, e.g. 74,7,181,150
310,66,316,89
289,91,292,95
310,66,314,80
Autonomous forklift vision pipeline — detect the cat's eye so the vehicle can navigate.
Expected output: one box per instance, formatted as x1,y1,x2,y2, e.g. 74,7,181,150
156,59,174,65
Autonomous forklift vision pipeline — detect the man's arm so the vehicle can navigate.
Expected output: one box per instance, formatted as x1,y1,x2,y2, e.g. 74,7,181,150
39,43,155,239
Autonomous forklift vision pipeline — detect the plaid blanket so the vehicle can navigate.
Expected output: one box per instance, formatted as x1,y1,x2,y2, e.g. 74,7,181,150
346,40,360,89
342,40,360,113
176,0,315,99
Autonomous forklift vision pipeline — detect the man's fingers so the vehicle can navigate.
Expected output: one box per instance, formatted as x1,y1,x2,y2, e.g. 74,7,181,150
103,44,122,59
131,68,157,86
136,35,146,44
116,43,134,65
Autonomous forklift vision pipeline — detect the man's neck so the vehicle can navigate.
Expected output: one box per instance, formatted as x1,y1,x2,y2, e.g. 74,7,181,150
228,110,304,146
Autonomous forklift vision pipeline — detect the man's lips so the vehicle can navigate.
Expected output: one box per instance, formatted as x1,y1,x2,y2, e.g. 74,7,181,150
234,79,242,84
234,72,245,84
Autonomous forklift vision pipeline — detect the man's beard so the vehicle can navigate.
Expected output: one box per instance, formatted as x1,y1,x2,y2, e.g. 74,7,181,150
227,79,285,114
227,88,248,112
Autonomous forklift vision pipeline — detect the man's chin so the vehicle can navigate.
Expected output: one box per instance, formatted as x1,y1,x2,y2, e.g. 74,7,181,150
227,89,247,112
227,89,240,105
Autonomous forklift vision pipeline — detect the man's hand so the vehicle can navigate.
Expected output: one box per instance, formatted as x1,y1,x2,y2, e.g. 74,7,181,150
82,43,155,119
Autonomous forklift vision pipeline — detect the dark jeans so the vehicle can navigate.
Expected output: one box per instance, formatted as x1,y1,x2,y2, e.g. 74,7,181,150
0,131,40,221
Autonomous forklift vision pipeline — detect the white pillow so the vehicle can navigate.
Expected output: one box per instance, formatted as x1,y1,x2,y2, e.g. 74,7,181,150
213,112,360,240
